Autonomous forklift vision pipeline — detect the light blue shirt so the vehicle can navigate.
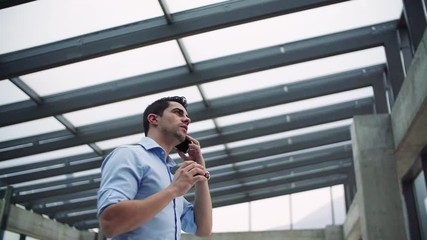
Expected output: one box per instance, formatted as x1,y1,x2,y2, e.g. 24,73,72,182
97,137,197,240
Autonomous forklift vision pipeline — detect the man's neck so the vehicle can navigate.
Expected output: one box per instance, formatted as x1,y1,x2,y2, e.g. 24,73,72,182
147,132,176,154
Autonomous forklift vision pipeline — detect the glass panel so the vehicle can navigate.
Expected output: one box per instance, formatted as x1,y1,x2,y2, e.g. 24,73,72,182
0,80,30,105
291,187,333,229
188,119,216,133
0,0,163,54
63,86,202,127
201,47,384,100
96,134,143,150
165,0,229,13
224,119,352,149
250,195,291,231
96,120,214,150
332,185,346,225
0,145,93,169
3,231,20,240
212,202,249,232
183,0,402,62
21,41,185,96
215,87,371,127
13,169,100,189
0,117,65,142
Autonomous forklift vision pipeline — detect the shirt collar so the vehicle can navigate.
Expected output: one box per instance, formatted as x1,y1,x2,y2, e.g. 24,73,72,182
138,137,176,167
138,136,161,150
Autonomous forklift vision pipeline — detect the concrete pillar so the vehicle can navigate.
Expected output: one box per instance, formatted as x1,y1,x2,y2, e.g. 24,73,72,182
0,187,13,240
182,229,325,240
391,28,427,179
350,115,408,240
324,225,343,240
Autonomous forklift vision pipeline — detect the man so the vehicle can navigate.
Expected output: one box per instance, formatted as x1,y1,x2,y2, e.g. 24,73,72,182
97,96,212,239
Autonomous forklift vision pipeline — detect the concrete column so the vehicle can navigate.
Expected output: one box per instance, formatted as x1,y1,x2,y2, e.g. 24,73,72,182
350,115,408,240
0,187,13,240
392,28,427,179
324,225,343,240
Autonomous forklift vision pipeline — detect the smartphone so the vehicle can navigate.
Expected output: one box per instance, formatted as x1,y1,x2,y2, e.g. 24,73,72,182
175,139,192,153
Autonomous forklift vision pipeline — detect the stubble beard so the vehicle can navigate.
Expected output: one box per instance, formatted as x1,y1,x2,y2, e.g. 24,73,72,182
175,131,186,142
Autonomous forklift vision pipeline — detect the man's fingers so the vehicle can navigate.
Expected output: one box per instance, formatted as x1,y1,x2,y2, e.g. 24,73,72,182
189,166,205,176
180,160,195,168
186,135,198,144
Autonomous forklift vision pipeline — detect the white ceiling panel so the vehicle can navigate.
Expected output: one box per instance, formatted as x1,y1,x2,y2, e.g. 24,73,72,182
215,87,372,127
165,0,229,13
0,80,30,105
0,117,65,142
0,0,163,54
0,145,93,169
225,119,352,149
63,86,202,127
182,0,401,63
20,41,186,96
201,47,385,100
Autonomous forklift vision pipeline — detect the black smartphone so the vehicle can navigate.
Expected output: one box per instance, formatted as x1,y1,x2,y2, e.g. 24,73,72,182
175,139,192,153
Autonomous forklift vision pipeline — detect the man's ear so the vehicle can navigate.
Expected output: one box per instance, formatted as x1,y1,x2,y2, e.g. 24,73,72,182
147,113,158,126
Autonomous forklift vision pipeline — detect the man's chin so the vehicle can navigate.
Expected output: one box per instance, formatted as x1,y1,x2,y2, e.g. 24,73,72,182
176,134,186,143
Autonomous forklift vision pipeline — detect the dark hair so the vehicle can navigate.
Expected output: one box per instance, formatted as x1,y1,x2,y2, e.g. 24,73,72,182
143,96,188,135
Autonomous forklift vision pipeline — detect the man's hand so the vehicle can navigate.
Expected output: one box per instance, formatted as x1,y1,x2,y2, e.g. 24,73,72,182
170,161,207,197
177,135,205,166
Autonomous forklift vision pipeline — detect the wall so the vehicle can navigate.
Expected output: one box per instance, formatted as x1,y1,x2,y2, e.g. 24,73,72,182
182,225,343,240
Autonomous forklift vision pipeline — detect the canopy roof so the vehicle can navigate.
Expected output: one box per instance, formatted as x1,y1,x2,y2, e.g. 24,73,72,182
0,0,406,230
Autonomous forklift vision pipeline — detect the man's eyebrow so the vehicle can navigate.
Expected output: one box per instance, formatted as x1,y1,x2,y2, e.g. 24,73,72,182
172,107,190,118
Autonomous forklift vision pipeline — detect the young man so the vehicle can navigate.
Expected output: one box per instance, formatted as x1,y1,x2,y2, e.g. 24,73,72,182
97,96,212,239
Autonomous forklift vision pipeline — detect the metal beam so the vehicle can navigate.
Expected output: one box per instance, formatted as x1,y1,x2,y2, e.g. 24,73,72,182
50,162,351,228
0,64,381,160
371,72,389,113
10,125,351,204
11,173,100,194
402,0,427,52
199,97,373,147
1,90,369,176
30,189,98,211
211,175,347,209
13,181,100,204
0,94,372,160
1,97,364,185
0,0,35,10
0,153,102,176
34,198,97,217
209,154,353,185
70,172,349,230
56,210,97,225
0,20,396,127
197,159,352,194
0,0,349,79
82,174,348,229
207,165,351,199
384,32,406,104
205,125,351,168
31,144,352,216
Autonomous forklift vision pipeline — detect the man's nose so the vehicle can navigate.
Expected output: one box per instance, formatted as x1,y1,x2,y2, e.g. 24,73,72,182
183,116,191,124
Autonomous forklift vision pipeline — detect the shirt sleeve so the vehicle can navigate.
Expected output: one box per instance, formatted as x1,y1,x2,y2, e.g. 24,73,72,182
97,147,144,217
180,198,197,234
